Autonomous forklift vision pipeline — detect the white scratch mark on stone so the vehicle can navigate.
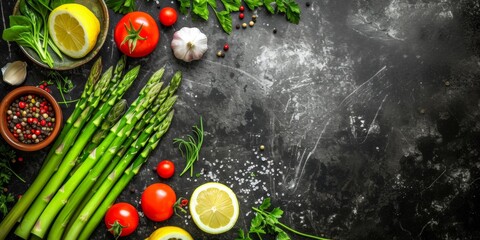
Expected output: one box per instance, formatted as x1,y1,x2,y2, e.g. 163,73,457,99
361,93,389,143
203,59,273,91
339,66,387,107
293,118,332,193
1,1,12,58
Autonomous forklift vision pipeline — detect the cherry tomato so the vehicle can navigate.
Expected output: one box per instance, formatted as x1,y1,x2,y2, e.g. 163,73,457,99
114,11,160,58
156,160,175,179
141,183,176,221
158,7,178,27
104,202,139,238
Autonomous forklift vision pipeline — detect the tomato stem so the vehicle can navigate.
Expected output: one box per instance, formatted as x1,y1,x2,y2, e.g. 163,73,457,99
107,220,126,240
121,20,147,54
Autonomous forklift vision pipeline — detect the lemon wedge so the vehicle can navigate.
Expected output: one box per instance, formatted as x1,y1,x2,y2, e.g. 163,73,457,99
48,3,100,59
189,182,239,234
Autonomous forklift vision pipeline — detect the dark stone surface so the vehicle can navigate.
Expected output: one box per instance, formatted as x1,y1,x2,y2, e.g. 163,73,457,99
1,0,480,239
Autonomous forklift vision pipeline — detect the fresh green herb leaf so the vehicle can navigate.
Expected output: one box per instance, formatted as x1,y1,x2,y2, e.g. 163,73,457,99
270,207,284,219
221,0,241,12
249,214,266,234
264,0,276,13
105,0,136,14
178,0,301,33
174,117,204,177
2,0,72,67
0,142,21,217
275,228,291,240
178,0,191,14
214,10,233,33
193,0,210,20
275,0,286,12
208,0,217,8
46,71,76,107
259,197,271,210
284,0,300,24
243,198,330,240
236,229,253,240
243,0,263,10
0,193,15,216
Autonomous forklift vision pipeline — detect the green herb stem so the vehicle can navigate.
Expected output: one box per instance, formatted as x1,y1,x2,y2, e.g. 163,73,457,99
3,165,25,183
174,117,204,177
252,207,329,240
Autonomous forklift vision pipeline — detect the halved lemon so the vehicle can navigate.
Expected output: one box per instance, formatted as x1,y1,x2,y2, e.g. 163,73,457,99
145,226,193,240
48,3,100,58
189,182,239,234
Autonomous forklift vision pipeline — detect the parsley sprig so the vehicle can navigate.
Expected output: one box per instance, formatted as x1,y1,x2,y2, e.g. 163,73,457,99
237,198,330,240
178,0,301,34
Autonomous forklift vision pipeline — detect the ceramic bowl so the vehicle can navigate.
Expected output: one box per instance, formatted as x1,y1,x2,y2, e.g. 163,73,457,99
13,0,109,70
0,86,63,151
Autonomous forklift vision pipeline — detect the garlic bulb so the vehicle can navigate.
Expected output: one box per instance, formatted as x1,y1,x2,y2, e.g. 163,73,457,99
2,61,27,86
171,27,208,62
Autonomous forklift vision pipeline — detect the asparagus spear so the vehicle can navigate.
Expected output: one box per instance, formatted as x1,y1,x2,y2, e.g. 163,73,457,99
46,57,103,158
76,99,128,167
61,97,176,239
55,73,181,239
13,67,115,239
77,111,175,240
62,74,176,230
1,63,108,240
31,83,163,238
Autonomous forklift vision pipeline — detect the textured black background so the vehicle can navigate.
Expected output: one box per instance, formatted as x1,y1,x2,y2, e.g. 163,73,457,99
1,0,480,239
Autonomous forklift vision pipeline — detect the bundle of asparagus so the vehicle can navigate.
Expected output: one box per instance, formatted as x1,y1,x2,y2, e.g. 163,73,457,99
0,56,181,240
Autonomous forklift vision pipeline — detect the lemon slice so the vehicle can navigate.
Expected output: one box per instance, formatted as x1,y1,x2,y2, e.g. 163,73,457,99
145,226,193,240
48,3,100,58
189,182,239,234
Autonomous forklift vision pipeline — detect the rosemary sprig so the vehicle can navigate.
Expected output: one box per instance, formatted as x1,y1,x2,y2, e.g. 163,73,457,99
174,117,204,177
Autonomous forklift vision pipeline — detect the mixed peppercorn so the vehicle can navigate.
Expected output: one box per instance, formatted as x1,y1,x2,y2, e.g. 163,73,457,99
6,94,55,144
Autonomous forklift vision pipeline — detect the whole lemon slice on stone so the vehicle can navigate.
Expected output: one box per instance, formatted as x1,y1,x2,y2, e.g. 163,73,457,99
189,182,239,234
48,3,100,58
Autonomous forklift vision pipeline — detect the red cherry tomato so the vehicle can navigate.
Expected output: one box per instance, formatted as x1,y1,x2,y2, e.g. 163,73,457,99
156,160,175,179
114,11,159,58
141,183,176,221
159,7,178,27
104,202,139,238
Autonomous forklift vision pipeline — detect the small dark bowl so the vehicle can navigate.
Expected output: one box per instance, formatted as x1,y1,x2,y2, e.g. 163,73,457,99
13,0,109,70
0,86,63,151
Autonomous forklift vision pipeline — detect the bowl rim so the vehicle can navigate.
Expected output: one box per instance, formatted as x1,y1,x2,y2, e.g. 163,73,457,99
13,0,109,70
0,86,63,152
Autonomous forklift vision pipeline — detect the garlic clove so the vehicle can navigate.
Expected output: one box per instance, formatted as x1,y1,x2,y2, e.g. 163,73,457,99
2,61,27,86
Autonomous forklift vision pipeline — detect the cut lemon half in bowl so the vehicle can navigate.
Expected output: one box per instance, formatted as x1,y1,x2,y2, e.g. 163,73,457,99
48,3,100,59
189,182,239,234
